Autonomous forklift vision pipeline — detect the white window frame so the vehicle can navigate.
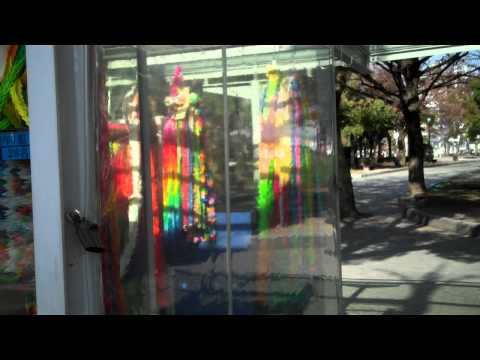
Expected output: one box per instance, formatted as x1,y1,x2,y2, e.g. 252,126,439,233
27,45,68,314
27,45,103,315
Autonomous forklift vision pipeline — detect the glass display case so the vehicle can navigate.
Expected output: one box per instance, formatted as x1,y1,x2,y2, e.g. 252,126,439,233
96,45,341,315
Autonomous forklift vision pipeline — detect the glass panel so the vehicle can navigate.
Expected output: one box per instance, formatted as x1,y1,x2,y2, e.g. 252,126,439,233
0,45,36,314
97,45,341,315
97,46,150,314
98,46,228,314
144,46,227,315
225,46,341,314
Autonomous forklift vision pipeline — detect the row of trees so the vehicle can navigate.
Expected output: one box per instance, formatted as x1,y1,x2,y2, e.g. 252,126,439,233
337,51,480,218
465,78,480,149
340,96,399,168
425,77,480,156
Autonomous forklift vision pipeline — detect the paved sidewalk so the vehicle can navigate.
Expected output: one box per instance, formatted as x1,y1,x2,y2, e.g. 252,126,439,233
343,276,480,315
342,160,480,315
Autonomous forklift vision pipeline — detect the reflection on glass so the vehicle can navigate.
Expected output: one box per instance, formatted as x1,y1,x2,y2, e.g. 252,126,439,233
98,47,145,314
99,47,226,315
226,47,340,315
147,50,227,315
161,66,216,253
98,45,340,315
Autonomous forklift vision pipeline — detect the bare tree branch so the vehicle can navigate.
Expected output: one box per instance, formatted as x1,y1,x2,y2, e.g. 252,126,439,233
420,65,480,96
360,72,400,99
420,54,471,98
337,64,399,101
418,56,432,66
386,61,406,96
359,78,399,100
344,84,396,106
419,52,467,76
376,62,391,74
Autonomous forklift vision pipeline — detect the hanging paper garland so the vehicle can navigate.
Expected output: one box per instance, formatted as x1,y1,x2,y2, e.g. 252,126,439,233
256,65,316,233
10,79,29,126
162,66,216,249
98,62,131,314
255,65,322,312
99,64,217,312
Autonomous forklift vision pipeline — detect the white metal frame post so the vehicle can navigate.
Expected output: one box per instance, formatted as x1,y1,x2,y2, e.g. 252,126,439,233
26,45,68,315
56,45,103,315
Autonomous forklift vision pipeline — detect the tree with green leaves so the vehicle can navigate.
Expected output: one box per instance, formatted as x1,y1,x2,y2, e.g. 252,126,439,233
341,96,398,165
465,78,480,153
336,68,400,218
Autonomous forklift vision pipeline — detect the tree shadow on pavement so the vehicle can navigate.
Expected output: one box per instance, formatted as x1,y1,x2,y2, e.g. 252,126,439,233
343,265,480,315
342,165,480,314
381,265,445,315
342,215,480,264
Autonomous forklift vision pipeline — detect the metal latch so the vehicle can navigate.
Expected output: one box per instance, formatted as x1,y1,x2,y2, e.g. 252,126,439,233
65,209,104,253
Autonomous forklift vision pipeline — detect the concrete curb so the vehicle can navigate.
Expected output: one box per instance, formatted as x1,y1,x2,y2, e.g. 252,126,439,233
399,198,480,238
428,217,480,237
358,159,480,179
359,167,407,178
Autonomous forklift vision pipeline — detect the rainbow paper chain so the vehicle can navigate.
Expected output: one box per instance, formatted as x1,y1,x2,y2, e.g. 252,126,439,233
162,66,216,246
256,66,316,233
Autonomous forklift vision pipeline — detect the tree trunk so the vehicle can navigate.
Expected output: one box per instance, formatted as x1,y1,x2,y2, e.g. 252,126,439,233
350,135,356,167
377,137,382,162
336,70,359,219
387,133,392,159
397,128,407,166
352,142,359,169
405,109,427,196
369,140,374,161
397,59,427,197
338,138,359,218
